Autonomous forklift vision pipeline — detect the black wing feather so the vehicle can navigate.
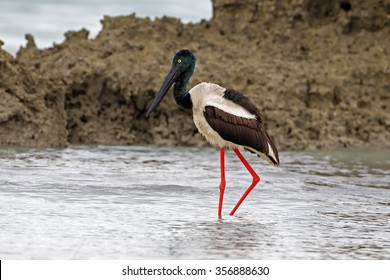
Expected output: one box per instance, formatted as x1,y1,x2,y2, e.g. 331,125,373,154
204,106,279,165
223,88,262,122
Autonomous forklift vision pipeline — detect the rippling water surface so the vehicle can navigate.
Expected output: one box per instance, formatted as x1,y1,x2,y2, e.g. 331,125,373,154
0,145,389,259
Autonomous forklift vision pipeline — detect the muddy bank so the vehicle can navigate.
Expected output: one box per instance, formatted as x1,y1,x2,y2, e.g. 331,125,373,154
1,0,389,150
0,38,67,148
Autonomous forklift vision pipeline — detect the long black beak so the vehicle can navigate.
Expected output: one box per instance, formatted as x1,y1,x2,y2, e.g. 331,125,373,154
145,66,183,117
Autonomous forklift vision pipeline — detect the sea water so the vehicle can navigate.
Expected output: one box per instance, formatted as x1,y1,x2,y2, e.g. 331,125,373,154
0,145,389,259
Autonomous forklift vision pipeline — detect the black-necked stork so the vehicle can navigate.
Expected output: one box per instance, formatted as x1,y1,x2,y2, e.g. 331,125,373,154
146,50,280,218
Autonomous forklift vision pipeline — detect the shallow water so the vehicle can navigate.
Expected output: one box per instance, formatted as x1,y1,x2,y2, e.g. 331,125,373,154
0,145,389,259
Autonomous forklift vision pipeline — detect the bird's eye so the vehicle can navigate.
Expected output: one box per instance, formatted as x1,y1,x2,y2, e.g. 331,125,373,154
177,59,182,63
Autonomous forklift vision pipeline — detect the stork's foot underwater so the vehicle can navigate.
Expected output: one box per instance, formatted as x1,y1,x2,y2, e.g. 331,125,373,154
218,148,226,219
217,148,261,218
230,148,261,216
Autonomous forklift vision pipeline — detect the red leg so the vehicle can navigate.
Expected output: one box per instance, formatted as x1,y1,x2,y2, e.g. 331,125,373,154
230,148,260,216
218,148,226,219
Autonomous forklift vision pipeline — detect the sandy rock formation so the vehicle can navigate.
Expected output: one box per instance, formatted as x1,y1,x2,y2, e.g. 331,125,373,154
1,0,389,150
0,37,67,148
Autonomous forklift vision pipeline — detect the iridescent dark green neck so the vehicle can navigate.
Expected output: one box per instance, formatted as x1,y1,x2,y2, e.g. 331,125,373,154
173,69,193,110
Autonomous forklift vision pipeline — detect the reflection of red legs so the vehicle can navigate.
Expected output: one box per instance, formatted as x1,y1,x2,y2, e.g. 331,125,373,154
218,148,226,219
230,148,260,216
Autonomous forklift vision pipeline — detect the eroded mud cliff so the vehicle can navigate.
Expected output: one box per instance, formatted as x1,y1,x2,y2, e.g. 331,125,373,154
0,0,389,150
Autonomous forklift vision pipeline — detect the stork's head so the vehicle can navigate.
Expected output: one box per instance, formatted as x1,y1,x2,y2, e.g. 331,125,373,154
145,50,196,117
172,49,196,74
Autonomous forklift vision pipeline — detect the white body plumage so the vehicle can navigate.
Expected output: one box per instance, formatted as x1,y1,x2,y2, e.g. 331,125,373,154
189,82,278,165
